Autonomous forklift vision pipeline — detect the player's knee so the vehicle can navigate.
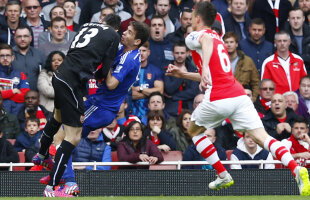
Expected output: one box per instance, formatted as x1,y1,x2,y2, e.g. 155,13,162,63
64,127,82,146
188,123,205,138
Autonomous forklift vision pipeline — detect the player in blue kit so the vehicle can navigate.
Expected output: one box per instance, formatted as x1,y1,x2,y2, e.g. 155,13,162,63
82,21,150,138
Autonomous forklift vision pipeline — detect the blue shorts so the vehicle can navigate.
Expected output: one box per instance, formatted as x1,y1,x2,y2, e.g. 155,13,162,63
82,95,118,138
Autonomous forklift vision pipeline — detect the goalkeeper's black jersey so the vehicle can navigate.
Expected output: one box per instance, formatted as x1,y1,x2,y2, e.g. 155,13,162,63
56,22,120,88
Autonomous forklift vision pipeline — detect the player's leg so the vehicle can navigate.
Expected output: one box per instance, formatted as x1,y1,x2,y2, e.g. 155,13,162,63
47,125,81,187
32,109,62,169
189,99,233,190
43,77,84,197
40,127,79,195
230,95,310,196
247,128,310,196
82,98,116,138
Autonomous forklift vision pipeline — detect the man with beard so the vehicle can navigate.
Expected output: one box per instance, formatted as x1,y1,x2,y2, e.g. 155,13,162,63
0,43,30,115
299,0,310,27
17,90,52,132
12,25,46,91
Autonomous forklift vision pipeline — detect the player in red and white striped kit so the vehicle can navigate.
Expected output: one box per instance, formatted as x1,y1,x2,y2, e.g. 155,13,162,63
166,1,310,195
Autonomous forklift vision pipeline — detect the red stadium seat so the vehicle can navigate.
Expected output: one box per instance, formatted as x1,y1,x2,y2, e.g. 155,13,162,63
13,152,25,171
111,151,118,170
149,151,183,170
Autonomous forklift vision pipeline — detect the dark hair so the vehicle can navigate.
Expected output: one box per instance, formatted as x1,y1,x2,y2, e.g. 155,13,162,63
5,1,21,13
149,91,165,104
173,41,188,52
130,21,150,48
44,51,65,72
51,16,67,27
176,109,192,131
289,7,304,16
49,6,66,19
181,8,192,18
243,84,252,91
147,110,166,130
299,75,310,85
151,15,166,27
223,31,239,43
64,0,76,5
293,115,309,127
25,116,40,127
250,18,265,28
194,1,217,27
103,14,121,30
122,121,147,151
15,24,33,36
0,43,13,54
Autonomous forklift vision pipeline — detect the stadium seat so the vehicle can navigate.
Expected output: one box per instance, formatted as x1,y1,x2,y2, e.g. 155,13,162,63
13,152,25,171
7,139,15,146
111,151,118,170
149,151,183,170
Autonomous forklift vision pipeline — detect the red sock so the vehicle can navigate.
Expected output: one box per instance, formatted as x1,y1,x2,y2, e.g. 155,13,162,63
193,135,226,175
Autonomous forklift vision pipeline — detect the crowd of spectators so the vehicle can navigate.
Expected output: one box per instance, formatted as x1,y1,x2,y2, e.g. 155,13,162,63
0,0,310,170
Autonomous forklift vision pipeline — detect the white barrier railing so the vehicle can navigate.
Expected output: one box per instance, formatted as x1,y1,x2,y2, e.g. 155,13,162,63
1,160,310,171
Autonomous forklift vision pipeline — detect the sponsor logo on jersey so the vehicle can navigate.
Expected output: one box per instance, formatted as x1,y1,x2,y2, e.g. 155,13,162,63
293,67,301,71
272,64,279,69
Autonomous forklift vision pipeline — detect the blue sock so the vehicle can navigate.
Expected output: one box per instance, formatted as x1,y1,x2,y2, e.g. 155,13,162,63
62,155,75,183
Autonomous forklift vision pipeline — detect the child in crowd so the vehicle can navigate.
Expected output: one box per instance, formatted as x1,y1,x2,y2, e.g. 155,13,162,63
14,117,41,152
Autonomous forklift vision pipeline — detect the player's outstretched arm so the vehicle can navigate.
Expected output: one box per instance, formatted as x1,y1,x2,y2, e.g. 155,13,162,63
199,34,213,91
165,64,201,82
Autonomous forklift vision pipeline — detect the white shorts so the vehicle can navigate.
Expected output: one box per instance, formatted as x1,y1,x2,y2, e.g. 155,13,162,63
191,95,263,131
